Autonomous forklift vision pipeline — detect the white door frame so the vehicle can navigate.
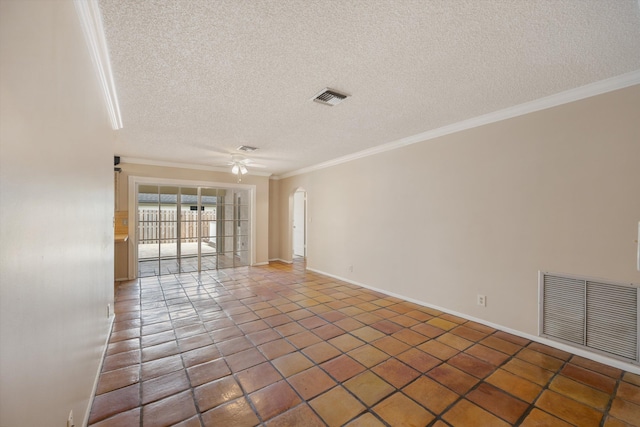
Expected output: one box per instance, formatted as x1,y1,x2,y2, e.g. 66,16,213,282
292,188,307,258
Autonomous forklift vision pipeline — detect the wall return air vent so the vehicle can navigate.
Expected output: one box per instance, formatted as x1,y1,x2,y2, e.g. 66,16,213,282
539,271,639,364
312,88,349,106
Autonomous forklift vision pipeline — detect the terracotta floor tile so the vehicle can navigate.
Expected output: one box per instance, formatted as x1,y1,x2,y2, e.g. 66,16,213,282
246,328,280,345
466,382,528,424
103,349,141,372
396,348,440,372
418,340,459,360
427,363,479,394
348,344,390,368
450,325,489,342
328,334,365,352
194,375,243,412
373,392,435,426
321,354,366,382
411,323,447,338
313,324,345,340
177,333,213,352
141,369,190,405
141,354,184,380
603,416,638,427
493,330,530,346
259,338,296,360
479,336,522,355
535,390,603,426
96,365,140,395
239,319,269,334
372,358,420,388
562,363,617,394
436,333,474,351
288,330,323,349
344,412,386,427
226,347,266,372
265,403,326,427
217,336,254,356
442,398,510,427
623,372,640,387
334,317,365,332
502,358,554,386
344,371,395,406
520,408,574,427
527,342,572,360
302,341,341,363
91,264,639,427
272,352,314,377
571,355,624,379
249,380,302,421
274,321,306,336
516,348,564,371
465,347,506,370
351,326,386,342
485,369,542,403
201,397,260,427
142,390,197,427
371,319,405,334
182,344,221,368
448,353,495,379
288,366,337,399
617,381,640,406
549,375,611,410
371,336,411,356
309,386,366,427
299,316,328,329
427,318,458,331
235,362,283,393
402,376,459,413
186,358,230,387
107,338,140,356
392,329,429,346
609,397,640,426
89,408,140,427
89,384,140,424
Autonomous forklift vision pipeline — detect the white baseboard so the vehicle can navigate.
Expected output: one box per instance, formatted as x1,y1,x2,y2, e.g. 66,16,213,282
82,314,116,427
306,267,640,375
252,261,269,266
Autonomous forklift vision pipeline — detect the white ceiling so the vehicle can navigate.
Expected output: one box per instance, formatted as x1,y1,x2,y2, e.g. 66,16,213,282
99,0,640,177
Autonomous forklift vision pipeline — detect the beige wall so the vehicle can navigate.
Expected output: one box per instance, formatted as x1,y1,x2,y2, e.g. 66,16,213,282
0,1,115,426
276,85,640,338
269,178,281,260
115,163,270,269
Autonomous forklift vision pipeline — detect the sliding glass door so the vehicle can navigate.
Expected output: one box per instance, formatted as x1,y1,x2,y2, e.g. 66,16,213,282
137,184,250,277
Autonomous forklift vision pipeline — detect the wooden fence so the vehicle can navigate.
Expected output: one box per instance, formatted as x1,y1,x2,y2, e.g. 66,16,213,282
138,209,217,243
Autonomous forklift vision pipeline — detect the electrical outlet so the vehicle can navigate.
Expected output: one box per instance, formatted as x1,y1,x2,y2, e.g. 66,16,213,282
67,410,74,427
477,295,486,307
107,303,111,318
348,265,353,273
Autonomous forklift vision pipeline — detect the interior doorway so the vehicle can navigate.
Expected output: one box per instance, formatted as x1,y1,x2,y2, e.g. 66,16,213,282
293,189,306,258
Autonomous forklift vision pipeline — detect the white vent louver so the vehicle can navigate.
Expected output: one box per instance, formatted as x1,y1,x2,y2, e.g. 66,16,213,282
540,272,639,364
312,88,349,106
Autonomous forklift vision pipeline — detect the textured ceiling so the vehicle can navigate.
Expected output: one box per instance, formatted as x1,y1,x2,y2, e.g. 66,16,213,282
99,0,640,176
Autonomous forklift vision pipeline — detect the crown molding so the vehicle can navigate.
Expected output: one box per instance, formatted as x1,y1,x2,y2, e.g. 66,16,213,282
278,70,640,180
119,157,273,177
74,0,122,130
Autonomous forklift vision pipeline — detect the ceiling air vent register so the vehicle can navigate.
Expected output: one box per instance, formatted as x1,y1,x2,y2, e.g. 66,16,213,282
312,88,349,106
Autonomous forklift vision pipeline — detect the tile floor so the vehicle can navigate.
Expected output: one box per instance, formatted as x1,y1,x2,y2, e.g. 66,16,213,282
89,261,640,427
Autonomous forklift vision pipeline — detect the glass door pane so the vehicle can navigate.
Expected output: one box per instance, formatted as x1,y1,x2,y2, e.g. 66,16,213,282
159,186,179,275
201,188,218,271
179,187,199,273
138,185,160,277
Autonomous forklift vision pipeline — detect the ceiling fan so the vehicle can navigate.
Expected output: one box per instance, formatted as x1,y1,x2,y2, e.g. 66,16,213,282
218,154,266,180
